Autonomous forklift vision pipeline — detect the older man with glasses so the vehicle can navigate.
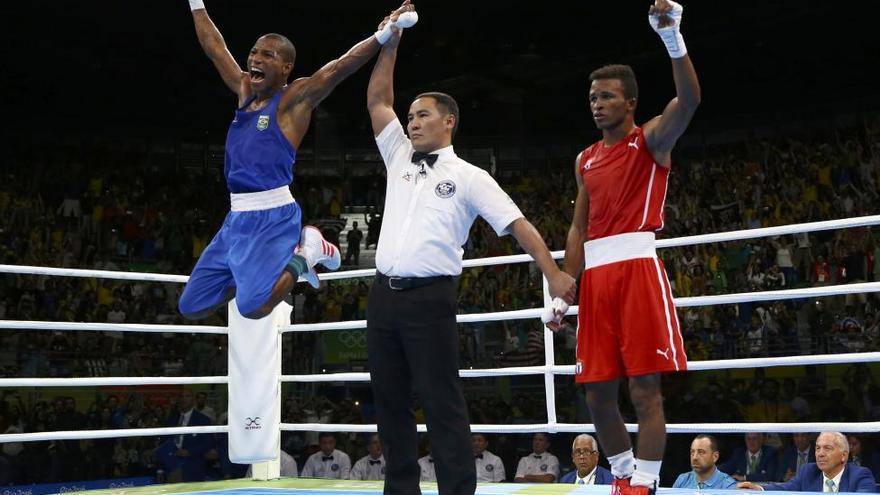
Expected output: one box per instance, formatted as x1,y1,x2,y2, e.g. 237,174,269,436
560,434,614,485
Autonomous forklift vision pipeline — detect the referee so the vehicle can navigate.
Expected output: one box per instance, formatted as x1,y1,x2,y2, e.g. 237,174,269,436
364,9,577,495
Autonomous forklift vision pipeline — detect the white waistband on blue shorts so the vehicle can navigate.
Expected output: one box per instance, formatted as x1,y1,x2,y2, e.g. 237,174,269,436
584,231,657,270
230,186,294,212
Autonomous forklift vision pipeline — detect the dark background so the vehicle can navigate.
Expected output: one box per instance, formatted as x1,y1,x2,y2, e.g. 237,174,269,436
3,0,877,149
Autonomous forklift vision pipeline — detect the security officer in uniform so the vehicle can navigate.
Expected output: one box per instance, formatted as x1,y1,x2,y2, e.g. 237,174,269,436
365,9,577,495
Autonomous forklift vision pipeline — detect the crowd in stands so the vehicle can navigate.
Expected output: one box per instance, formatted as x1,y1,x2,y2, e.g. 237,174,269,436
1,117,880,486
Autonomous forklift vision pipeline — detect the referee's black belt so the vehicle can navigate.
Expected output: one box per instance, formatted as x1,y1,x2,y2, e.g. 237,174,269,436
375,272,453,291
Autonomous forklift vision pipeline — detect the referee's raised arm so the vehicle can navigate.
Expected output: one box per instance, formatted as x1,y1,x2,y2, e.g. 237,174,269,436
367,3,414,137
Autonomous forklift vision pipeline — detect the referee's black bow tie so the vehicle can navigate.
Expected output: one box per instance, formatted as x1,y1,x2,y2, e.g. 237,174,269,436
475,453,484,459
411,151,439,167
322,455,334,461
369,459,382,465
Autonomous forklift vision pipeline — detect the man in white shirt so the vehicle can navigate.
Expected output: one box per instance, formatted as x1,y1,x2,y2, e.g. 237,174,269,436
364,11,576,495
514,433,560,483
350,433,386,480
301,432,351,479
472,433,505,482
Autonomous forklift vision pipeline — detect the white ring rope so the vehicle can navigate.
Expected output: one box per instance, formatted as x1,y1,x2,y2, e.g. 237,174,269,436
2,214,880,445
278,281,880,333
2,214,878,283
3,350,877,389
7,420,879,445
0,376,228,387
0,320,227,334
279,422,880,435
2,280,878,335
0,264,189,283
1,425,228,444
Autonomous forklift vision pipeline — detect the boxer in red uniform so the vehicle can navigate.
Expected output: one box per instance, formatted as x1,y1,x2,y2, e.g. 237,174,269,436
557,1,701,494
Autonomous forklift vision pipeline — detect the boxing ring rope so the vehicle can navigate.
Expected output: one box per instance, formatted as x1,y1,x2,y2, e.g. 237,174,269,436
2,214,880,448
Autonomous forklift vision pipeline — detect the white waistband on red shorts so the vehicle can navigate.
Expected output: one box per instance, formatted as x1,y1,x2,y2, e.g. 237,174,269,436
230,186,294,212
584,231,657,270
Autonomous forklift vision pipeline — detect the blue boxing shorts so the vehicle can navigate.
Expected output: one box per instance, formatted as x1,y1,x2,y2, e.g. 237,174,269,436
179,187,301,318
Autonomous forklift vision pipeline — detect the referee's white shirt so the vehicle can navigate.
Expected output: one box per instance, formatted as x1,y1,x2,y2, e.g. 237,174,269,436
301,449,351,479
374,120,523,277
475,449,506,482
349,454,386,480
515,452,560,481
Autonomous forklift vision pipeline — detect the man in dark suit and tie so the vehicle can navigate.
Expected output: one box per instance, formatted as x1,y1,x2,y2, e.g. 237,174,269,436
721,432,780,482
560,434,614,485
781,433,817,481
738,432,875,493
156,389,215,482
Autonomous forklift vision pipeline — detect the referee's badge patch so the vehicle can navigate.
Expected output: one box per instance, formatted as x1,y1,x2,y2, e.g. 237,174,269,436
257,115,270,131
331,463,340,471
541,464,548,471
486,464,494,472
435,180,456,198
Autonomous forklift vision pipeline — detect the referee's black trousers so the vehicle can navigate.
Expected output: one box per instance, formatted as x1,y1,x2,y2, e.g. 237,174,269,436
367,276,476,495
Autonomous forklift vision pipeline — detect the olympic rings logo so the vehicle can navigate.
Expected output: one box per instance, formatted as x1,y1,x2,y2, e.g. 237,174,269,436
338,331,366,348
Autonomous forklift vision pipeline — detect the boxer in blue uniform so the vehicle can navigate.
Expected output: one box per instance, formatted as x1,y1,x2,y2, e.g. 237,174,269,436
178,0,416,320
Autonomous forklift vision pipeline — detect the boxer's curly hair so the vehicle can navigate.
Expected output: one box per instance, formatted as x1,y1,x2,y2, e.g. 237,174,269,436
590,64,639,100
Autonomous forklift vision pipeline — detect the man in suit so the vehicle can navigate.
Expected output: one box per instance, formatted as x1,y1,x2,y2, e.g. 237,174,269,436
781,433,817,481
560,434,613,485
721,432,780,482
156,389,215,482
738,432,875,492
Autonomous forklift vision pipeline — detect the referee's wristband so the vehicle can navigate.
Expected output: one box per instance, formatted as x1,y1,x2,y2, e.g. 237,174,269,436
189,0,206,11
658,29,687,58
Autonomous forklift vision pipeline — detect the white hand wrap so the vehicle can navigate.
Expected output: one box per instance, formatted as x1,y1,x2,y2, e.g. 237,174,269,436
649,1,687,58
541,297,570,325
375,11,419,45
189,0,205,11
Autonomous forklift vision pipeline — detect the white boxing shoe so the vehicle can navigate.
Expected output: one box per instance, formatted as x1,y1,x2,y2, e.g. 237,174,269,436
295,225,341,288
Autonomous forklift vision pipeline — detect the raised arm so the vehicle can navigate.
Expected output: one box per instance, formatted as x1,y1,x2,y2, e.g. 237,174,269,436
188,1,245,96
642,0,701,166
563,152,589,279
367,21,403,137
281,1,416,115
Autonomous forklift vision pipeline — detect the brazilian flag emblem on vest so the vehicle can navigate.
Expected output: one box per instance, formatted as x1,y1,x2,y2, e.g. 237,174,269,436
257,115,270,131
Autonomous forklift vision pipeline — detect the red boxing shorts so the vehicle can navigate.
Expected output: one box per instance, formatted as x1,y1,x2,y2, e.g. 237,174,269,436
575,232,687,382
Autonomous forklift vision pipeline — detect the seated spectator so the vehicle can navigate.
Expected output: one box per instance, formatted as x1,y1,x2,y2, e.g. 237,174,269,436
780,433,816,481
738,432,875,492
350,433,385,481
847,434,880,482
721,432,780,482
472,433,505,482
514,433,559,483
559,433,612,485
301,432,351,479
673,434,737,489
